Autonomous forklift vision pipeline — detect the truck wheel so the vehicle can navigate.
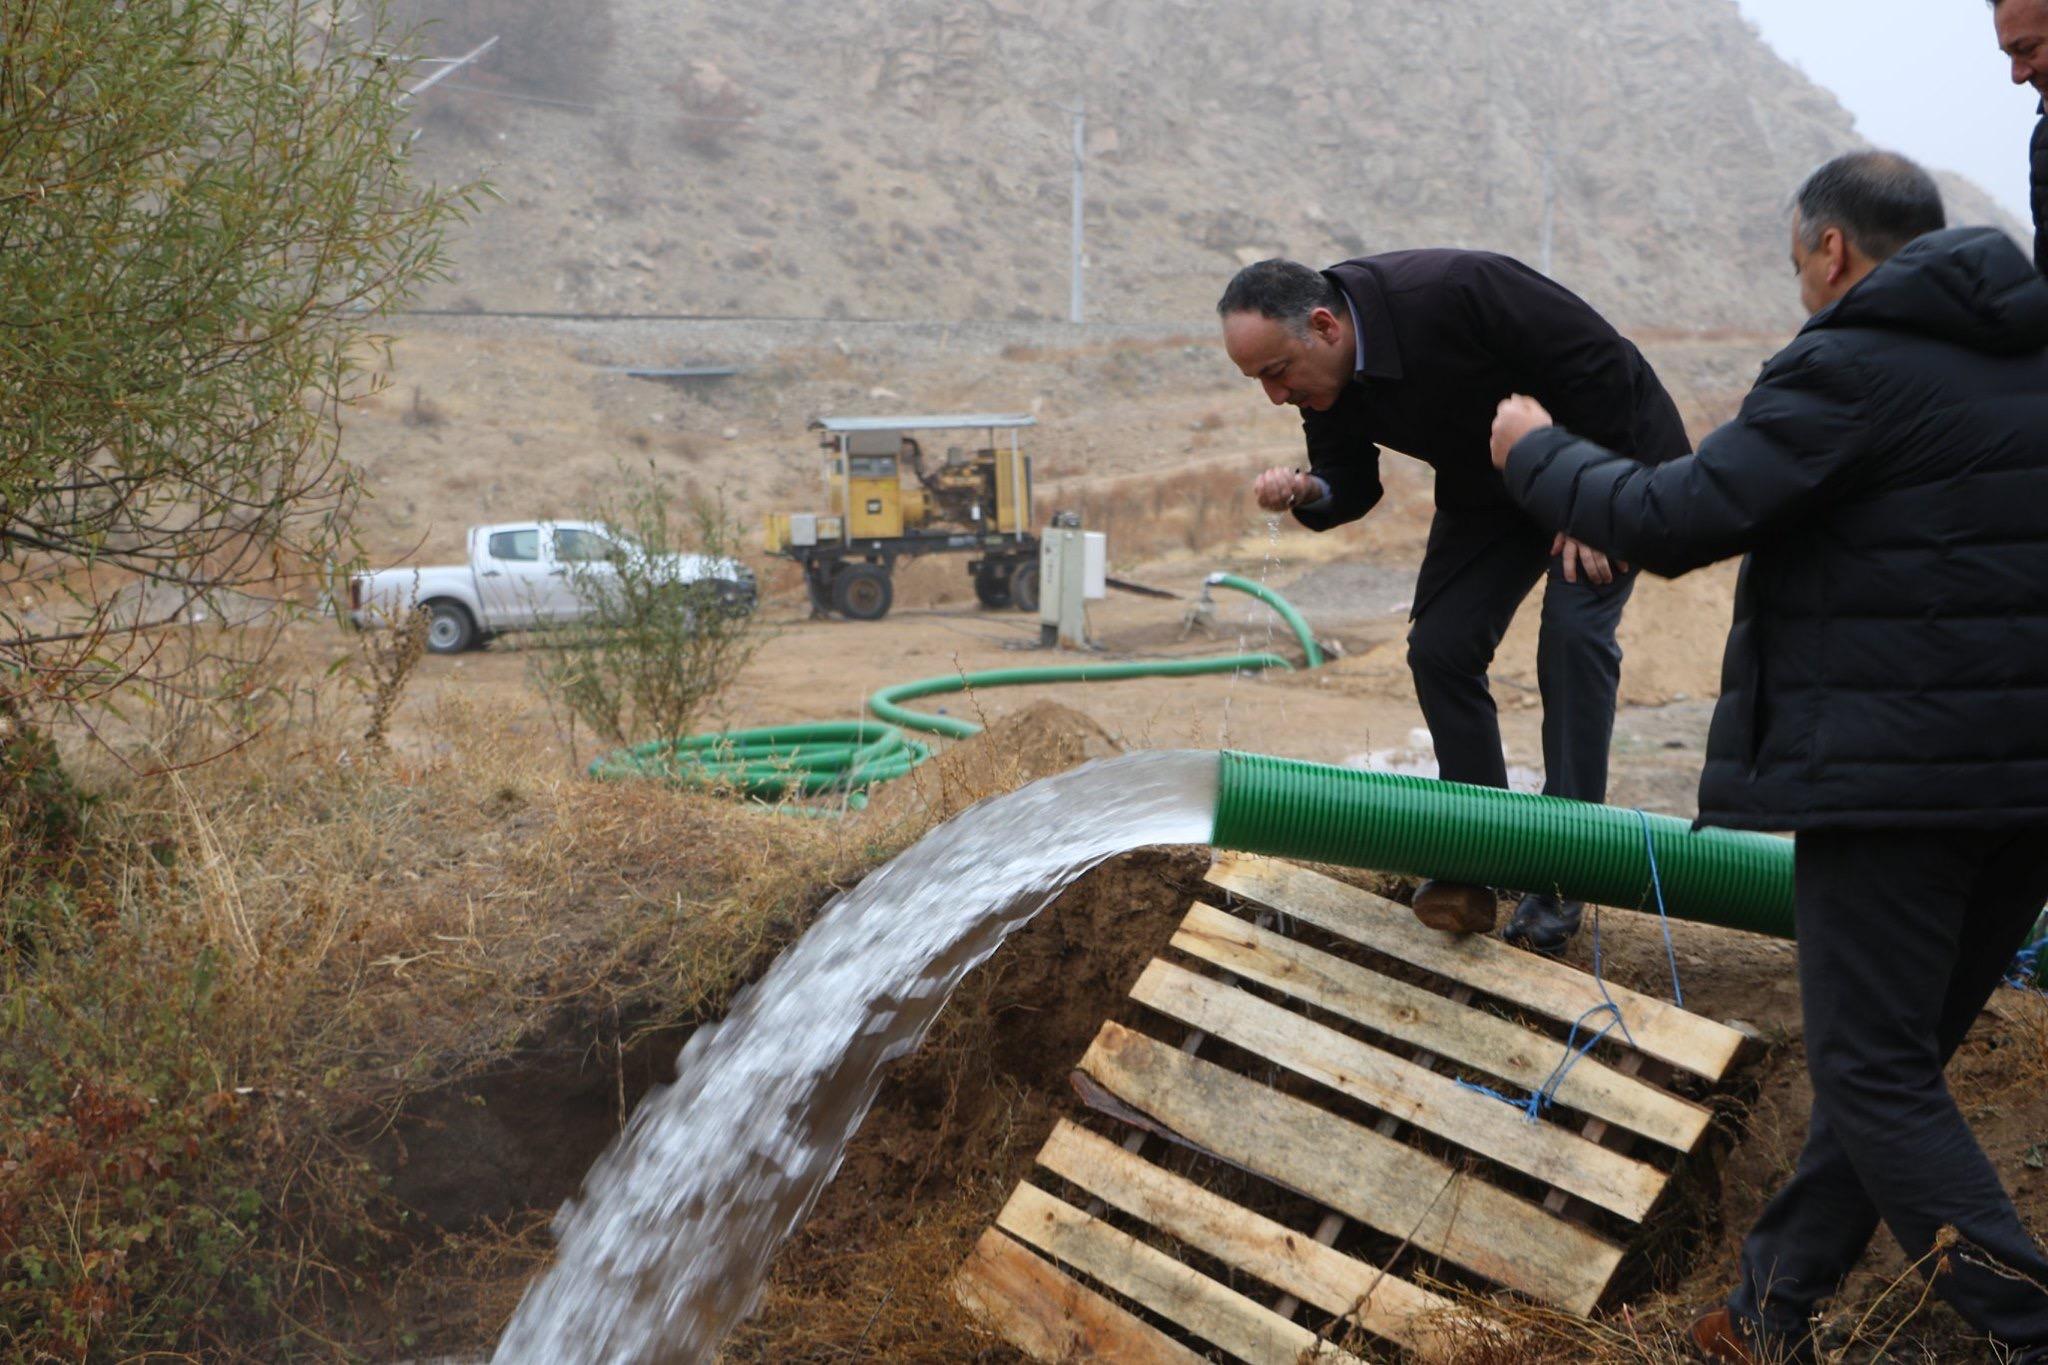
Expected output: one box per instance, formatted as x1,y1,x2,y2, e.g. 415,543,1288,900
973,563,1013,609
804,564,832,617
424,600,478,654
832,564,893,621
1009,561,1040,613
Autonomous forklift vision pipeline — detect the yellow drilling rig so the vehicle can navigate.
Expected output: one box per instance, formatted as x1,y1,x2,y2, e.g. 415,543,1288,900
764,414,1040,620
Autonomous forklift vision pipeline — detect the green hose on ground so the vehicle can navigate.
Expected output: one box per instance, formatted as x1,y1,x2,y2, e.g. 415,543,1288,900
869,654,1295,740
590,572,1321,795
587,722,931,799
1211,749,1797,938
1205,573,1324,668
589,653,1296,794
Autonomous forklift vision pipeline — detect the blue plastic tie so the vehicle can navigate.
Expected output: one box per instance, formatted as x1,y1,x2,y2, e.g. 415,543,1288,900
1455,810,1690,1124
1637,808,1686,1009
2008,941,2044,994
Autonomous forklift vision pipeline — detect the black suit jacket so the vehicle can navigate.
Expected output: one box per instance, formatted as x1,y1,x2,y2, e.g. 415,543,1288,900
1293,250,1690,607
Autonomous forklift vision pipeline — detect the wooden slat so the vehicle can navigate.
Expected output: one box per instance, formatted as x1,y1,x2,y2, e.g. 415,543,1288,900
1036,1120,1470,1362
1132,959,1669,1220
1207,855,1745,1080
1077,1022,1623,1314
998,1183,1364,1365
953,1227,1206,1365
1172,901,1711,1152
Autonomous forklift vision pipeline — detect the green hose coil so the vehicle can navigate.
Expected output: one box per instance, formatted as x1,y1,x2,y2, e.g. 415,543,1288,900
591,656,1294,793
1205,573,1324,667
869,654,1295,740
588,722,931,798
1211,750,1796,938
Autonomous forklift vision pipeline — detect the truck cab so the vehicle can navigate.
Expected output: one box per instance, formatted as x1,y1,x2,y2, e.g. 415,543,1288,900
350,520,754,653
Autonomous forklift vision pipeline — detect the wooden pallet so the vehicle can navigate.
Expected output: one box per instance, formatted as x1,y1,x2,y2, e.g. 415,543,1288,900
954,854,1749,1363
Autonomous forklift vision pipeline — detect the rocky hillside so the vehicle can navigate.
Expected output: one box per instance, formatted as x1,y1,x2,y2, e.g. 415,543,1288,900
399,0,2015,332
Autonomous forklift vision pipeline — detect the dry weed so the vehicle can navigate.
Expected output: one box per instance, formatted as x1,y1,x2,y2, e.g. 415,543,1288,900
1059,460,1259,564
356,603,431,752
1,662,962,1358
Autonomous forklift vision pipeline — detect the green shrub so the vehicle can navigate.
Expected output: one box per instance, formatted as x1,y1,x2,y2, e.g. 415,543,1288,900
529,473,762,752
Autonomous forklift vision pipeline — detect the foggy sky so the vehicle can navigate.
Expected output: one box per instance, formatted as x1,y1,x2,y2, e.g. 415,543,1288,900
1736,0,2035,223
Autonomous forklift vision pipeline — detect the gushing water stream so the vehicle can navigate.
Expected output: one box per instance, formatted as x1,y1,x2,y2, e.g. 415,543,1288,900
491,750,1222,1364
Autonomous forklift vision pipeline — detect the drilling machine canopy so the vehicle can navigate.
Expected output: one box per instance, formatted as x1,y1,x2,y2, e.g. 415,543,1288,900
765,414,1041,621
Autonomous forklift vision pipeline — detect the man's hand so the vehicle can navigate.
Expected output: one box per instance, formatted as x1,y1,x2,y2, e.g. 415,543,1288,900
1490,394,1554,470
1253,467,1327,512
1551,532,1628,586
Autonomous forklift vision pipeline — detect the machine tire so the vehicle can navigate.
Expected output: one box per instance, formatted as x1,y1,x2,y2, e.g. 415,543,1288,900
832,563,894,621
1009,561,1040,614
424,599,478,654
972,564,1013,609
804,565,833,616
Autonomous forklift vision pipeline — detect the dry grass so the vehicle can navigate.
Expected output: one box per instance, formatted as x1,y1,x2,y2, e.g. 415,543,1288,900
1058,461,1261,564
0,665,961,1358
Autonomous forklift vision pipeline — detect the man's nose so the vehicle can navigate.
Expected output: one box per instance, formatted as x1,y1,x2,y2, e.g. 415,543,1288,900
2016,56,2035,86
1260,378,1289,405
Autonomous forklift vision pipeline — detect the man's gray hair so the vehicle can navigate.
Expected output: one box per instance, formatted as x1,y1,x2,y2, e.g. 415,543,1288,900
1217,259,1344,337
1794,151,1946,262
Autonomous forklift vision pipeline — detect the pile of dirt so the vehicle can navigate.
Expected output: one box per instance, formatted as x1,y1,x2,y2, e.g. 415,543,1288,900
720,843,1212,1363
863,698,1126,828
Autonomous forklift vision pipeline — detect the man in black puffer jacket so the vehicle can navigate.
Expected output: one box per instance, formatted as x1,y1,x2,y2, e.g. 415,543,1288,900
1490,152,2048,1364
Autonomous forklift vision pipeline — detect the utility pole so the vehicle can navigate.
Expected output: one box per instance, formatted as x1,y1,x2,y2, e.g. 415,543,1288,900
1032,96,1087,321
1067,99,1086,324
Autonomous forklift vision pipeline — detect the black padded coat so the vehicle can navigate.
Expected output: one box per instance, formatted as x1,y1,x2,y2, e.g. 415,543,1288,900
1503,227,2048,832
2032,107,2048,275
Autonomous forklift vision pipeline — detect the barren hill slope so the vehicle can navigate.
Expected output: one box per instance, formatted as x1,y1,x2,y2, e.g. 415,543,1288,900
400,0,2014,331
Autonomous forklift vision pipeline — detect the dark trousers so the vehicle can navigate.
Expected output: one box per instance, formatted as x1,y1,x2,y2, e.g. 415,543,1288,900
1405,520,1634,802
1731,827,2048,1356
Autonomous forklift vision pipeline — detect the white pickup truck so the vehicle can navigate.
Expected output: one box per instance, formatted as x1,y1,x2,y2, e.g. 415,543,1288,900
348,520,756,653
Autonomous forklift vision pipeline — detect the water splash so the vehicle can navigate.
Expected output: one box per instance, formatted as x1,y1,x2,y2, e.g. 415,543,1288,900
491,749,1222,1364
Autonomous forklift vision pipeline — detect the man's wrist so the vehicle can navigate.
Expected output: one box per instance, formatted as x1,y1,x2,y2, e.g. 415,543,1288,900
1505,426,1556,472
1295,475,1333,512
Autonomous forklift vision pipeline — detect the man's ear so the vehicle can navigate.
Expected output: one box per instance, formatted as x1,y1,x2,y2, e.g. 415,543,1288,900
1309,306,1342,345
1824,226,1852,286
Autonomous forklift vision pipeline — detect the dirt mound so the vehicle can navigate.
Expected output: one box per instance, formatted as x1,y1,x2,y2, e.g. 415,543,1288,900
864,698,1124,827
720,845,1210,1363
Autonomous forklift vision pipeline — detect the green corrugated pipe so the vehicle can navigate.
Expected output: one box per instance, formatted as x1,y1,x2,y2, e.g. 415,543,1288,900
590,656,1293,794
1204,573,1324,667
1211,749,1796,938
869,654,1295,740
588,721,930,798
